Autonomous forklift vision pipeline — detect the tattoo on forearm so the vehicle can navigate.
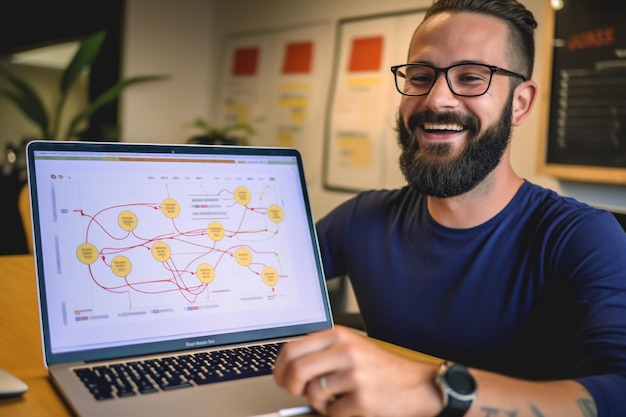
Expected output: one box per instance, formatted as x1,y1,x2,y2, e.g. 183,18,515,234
530,405,545,417
479,405,545,417
479,398,597,417
481,405,543,417
479,407,498,417
480,407,518,417
578,398,597,417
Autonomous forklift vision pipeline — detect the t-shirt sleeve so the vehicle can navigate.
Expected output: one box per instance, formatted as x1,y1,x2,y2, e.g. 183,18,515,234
554,211,626,416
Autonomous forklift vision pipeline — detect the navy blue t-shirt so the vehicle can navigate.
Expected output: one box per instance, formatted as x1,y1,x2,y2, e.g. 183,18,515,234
317,181,626,416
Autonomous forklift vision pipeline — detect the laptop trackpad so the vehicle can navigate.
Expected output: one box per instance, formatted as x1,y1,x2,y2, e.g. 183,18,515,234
195,375,312,417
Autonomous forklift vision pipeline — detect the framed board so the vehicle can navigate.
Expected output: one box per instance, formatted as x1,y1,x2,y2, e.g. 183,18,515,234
216,24,330,184
323,10,425,192
539,0,626,184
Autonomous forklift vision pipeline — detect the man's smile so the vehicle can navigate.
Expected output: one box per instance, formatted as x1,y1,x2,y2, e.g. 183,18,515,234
422,122,465,133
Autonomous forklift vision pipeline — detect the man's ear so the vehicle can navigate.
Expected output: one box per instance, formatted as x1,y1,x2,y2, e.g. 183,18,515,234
511,80,538,127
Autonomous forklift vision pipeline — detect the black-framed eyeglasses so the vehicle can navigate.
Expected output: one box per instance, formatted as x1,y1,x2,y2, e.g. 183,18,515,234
390,63,526,97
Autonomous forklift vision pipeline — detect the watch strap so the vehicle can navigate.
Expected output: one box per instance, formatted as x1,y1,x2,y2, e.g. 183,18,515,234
436,397,470,417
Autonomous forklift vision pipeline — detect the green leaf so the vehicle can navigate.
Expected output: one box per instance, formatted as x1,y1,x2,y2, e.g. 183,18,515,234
64,75,168,140
51,31,106,138
191,117,212,131
223,123,254,136
189,117,255,137
0,65,50,137
61,31,106,94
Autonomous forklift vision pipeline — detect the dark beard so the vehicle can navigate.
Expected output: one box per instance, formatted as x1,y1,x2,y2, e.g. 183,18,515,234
396,98,513,198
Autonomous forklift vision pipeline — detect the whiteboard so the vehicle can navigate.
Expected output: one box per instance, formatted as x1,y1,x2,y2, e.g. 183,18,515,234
324,10,425,192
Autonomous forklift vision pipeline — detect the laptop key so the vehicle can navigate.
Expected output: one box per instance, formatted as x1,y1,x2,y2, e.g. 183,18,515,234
159,379,193,390
74,368,116,400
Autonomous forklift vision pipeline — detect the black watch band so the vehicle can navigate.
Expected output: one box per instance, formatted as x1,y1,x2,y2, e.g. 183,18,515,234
436,398,470,417
435,361,477,417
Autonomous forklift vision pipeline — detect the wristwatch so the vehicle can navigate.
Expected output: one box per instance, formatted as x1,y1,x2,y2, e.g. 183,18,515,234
435,361,477,417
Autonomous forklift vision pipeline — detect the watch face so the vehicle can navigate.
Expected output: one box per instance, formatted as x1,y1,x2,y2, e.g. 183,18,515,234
445,365,477,395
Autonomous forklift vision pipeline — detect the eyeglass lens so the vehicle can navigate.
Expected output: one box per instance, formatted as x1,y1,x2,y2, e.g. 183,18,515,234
395,64,494,96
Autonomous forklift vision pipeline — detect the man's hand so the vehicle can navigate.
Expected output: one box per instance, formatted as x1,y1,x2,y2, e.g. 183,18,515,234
273,325,442,417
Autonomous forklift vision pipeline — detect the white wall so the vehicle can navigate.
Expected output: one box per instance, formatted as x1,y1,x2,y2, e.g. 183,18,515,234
121,0,217,143
120,0,626,217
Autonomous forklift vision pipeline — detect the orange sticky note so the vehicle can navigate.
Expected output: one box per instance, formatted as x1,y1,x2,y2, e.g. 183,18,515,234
348,36,383,72
282,41,313,74
232,47,259,76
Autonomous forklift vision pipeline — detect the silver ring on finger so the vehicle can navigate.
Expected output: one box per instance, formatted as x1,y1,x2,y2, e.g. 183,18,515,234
319,376,336,403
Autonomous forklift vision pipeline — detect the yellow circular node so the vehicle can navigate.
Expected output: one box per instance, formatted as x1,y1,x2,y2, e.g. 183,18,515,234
161,198,180,218
151,241,171,262
261,267,279,286
234,186,251,205
235,247,252,266
267,204,284,224
207,221,225,241
196,263,215,284
118,210,138,231
76,243,99,265
111,255,132,277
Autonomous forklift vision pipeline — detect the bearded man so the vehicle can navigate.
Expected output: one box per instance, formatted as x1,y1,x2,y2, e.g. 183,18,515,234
273,1,626,416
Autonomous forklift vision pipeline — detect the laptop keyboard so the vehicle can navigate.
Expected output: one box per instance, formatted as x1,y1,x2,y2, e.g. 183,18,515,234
74,342,284,400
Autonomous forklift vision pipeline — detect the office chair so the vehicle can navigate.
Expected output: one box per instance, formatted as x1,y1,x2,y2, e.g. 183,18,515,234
18,183,33,254
327,275,365,331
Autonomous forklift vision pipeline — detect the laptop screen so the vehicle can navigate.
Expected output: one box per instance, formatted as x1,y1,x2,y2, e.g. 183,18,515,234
26,141,332,365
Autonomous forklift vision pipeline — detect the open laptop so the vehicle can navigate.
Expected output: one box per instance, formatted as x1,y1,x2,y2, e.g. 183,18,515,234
25,140,332,417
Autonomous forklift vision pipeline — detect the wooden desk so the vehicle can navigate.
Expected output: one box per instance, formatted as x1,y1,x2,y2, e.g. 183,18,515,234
0,255,440,417
0,254,71,416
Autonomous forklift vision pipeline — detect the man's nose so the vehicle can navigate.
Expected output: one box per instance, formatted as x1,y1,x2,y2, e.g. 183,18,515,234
423,73,459,109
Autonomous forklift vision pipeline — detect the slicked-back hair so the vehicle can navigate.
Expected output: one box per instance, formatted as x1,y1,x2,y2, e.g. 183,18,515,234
420,0,537,79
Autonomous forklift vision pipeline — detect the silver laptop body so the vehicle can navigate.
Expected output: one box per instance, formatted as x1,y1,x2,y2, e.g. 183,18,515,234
26,140,332,417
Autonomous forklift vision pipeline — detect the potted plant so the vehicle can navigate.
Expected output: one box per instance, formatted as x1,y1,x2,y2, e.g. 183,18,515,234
186,117,254,146
0,31,168,141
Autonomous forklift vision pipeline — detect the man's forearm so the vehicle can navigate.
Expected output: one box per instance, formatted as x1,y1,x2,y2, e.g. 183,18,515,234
466,369,597,417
